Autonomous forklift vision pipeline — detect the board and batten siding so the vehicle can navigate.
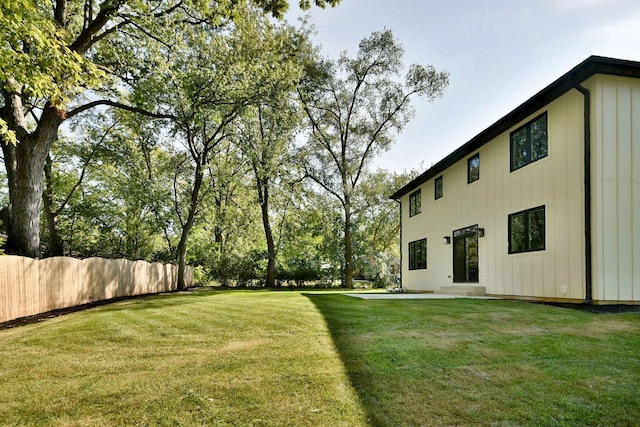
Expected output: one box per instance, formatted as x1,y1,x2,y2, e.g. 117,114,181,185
401,89,586,299
590,75,640,302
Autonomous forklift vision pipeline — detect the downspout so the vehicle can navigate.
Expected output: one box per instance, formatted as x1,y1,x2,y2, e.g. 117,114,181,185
573,80,593,304
394,199,403,289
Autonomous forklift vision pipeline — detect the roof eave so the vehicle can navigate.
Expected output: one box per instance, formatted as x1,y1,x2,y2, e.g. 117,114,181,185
390,55,640,200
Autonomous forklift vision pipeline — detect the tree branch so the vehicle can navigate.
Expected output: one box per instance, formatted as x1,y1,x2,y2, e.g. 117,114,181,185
304,169,345,207
66,99,177,120
70,0,124,54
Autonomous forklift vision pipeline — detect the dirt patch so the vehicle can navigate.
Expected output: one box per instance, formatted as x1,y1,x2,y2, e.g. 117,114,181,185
537,302,640,314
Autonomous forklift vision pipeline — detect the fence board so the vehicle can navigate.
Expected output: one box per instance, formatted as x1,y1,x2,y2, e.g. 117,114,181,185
0,256,191,324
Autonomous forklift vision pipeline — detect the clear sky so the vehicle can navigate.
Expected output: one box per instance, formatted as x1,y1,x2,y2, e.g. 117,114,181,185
285,0,640,174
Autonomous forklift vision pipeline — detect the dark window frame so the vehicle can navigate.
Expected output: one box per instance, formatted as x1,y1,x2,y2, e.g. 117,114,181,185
467,153,480,184
510,112,548,172
434,176,443,200
409,189,421,217
409,238,427,270
508,205,546,254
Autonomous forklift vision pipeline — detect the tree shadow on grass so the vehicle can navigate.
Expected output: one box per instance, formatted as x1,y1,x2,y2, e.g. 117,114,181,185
305,293,414,427
306,293,640,427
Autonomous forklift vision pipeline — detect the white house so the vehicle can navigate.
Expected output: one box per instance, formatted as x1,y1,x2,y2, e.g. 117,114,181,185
391,56,640,303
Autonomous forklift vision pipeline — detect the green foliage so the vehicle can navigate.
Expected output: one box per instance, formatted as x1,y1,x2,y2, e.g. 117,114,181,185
0,0,103,104
254,0,341,18
1,0,341,256
0,0,103,144
42,111,176,259
2,0,413,286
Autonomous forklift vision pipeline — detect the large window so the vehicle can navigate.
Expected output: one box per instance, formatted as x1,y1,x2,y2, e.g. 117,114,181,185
409,238,427,270
467,153,480,183
409,189,421,217
434,176,443,200
508,206,545,253
510,112,548,171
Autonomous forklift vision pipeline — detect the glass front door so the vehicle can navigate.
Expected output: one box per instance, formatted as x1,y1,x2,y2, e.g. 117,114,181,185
453,225,479,283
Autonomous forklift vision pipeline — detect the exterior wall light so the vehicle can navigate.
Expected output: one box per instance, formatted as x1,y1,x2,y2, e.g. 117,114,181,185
477,228,485,237
443,236,451,244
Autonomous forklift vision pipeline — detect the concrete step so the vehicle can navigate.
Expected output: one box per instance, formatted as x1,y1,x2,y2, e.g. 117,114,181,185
435,285,486,296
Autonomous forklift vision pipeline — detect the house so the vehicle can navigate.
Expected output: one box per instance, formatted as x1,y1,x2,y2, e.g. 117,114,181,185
390,56,640,303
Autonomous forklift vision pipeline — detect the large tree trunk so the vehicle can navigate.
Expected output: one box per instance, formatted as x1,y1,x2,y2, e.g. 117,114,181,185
257,177,276,288
43,155,65,256
2,94,64,258
8,142,47,257
176,161,204,291
176,227,191,291
343,197,353,288
4,105,63,258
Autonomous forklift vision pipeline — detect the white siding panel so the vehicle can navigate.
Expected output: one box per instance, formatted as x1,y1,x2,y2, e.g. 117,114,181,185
602,84,618,181
511,256,522,296
618,181,633,300
601,180,619,300
591,78,605,302
543,248,556,296
617,85,632,182
616,84,633,301
568,185,585,299
521,255,532,296
531,254,544,297
633,85,640,301
554,190,571,295
589,75,640,301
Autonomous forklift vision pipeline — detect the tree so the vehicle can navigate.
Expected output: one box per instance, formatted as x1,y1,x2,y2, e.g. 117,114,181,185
199,139,258,284
235,96,303,287
298,29,449,287
351,169,409,286
0,0,340,258
129,6,309,289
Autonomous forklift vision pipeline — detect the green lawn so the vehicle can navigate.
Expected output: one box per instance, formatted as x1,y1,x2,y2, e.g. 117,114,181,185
1,290,639,426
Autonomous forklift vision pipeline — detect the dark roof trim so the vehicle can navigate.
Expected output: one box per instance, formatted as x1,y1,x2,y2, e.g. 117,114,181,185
390,56,640,200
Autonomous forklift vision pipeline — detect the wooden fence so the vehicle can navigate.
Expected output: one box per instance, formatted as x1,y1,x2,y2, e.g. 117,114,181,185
0,255,193,324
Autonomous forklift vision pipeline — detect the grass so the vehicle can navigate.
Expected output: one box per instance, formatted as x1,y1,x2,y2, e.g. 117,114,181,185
0,290,639,426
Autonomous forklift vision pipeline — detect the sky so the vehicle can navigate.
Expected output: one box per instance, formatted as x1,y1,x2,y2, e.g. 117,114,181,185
285,0,640,174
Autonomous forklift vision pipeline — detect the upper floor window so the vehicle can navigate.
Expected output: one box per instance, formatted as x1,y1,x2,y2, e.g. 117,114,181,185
409,189,421,217
510,112,548,172
409,238,427,270
468,154,480,183
508,205,545,254
434,176,443,200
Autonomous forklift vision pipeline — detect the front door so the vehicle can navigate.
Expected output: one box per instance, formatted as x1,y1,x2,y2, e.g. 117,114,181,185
453,225,479,283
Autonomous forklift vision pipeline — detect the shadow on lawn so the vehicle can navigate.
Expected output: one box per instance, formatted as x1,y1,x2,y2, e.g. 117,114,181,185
305,293,402,427
306,293,640,427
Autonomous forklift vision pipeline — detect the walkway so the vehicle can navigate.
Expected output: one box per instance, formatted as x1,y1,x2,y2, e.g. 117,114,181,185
345,293,498,300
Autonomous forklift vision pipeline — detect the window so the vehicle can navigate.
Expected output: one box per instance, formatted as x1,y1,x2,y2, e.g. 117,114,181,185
409,189,421,217
467,154,480,183
434,176,443,200
510,112,548,171
409,238,427,270
508,206,545,253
